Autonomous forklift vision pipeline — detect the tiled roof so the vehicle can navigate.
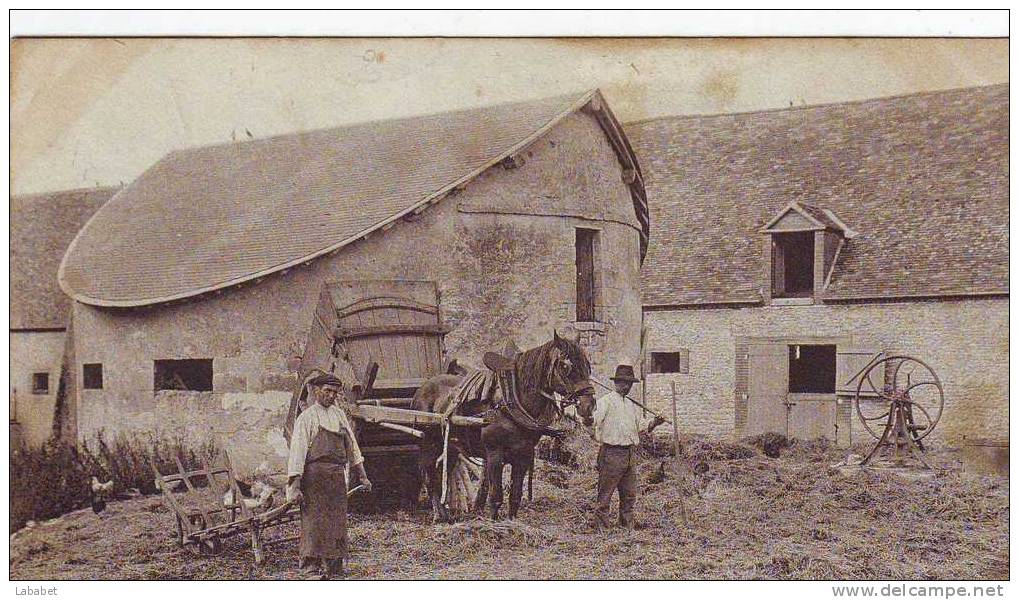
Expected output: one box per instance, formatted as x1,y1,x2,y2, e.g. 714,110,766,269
10,187,117,328
59,90,648,307
628,84,1009,305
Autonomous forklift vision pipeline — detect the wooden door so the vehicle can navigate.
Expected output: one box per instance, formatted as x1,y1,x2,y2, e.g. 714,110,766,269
786,396,837,440
327,280,448,395
745,342,789,436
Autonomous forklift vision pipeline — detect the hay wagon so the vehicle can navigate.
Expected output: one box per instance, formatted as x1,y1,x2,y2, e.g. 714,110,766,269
286,280,486,510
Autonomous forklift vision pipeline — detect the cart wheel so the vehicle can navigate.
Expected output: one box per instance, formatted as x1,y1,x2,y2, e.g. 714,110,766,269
854,356,945,442
174,515,186,547
446,454,484,517
198,536,223,556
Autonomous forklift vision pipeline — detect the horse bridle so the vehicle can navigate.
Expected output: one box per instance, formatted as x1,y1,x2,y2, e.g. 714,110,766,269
538,352,595,411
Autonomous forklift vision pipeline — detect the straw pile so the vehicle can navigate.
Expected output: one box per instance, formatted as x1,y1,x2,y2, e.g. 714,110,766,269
9,426,1009,580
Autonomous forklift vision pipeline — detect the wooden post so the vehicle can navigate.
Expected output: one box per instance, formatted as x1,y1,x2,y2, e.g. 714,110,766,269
670,381,682,460
670,381,688,526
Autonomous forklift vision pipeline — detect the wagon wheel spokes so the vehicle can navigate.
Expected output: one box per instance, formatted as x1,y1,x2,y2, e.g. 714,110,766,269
862,367,884,397
888,356,945,442
853,356,896,440
859,409,891,423
174,515,187,547
445,454,484,518
855,367,893,440
900,380,944,441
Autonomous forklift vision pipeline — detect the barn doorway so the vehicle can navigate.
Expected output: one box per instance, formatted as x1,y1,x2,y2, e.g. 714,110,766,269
743,337,847,442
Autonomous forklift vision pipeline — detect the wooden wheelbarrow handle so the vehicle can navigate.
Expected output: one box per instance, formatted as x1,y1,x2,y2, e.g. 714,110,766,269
260,484,368,521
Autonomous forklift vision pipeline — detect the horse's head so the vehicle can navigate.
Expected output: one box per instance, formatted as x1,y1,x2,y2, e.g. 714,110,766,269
549,331,596,422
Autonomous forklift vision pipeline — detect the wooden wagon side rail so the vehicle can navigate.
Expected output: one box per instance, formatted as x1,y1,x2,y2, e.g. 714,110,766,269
346,403,487,428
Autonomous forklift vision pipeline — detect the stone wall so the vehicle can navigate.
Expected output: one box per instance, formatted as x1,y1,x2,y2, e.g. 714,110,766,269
643,297,1009,446
70,111,644,477
9,330,66,448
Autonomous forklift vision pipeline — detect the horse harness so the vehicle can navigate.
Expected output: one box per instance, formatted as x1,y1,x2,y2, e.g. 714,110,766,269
492,363,592,439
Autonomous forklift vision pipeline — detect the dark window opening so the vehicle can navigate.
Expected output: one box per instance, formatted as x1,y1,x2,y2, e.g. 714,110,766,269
575,228,599,322
650,350,690,374
31,372,50,395
772,232,815,298
154,359,213,392
788,344,836,393
83,363,104,390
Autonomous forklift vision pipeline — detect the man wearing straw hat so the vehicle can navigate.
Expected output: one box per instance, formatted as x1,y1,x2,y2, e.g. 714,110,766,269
286,373,372,579
590,364,664,531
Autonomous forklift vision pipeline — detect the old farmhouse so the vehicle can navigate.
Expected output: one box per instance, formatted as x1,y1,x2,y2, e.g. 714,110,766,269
10,187,117,449
56,90,649,475
628,84,1008,448
15,85,1007,466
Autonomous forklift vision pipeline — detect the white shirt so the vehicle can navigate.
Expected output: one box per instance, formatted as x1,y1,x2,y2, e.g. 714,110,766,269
287,403,364,477
591,390,655,447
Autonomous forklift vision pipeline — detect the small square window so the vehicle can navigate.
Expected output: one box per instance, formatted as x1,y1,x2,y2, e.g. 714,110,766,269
154,359,213,392
650,350,690,374
83,363,104,390
788,344,836,393
31,373,50,395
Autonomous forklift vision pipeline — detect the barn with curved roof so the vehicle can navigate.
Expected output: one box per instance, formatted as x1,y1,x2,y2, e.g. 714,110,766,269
62,90,650,475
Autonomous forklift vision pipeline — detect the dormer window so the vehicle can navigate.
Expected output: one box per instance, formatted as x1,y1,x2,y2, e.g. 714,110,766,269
772,232,815,298
760,202,856,303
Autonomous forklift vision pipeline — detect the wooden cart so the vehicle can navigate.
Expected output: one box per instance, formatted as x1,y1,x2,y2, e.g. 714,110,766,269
151,451,300,564
286,279,487,511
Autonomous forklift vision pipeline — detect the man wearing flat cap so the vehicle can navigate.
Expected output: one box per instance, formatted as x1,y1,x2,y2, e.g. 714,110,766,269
590,364,664,530
287,373,372,579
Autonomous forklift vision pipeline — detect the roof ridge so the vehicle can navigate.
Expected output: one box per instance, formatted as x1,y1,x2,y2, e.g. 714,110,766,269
12,184,123,201
624,82,1008,127
163,89,594,159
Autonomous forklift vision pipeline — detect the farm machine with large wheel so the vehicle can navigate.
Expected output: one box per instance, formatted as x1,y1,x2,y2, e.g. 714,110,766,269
853,355,945,468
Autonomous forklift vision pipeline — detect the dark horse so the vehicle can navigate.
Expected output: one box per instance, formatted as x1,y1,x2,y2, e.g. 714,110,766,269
411,332,596,522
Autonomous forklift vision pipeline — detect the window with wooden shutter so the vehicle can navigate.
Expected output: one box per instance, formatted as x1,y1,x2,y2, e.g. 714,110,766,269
575,228,599,322
836,348,885,396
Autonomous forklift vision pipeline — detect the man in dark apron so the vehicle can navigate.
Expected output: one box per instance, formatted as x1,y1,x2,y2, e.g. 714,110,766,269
286,373,372,579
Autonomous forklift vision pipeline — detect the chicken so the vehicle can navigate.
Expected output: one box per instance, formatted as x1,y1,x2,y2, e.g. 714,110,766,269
90,476,114,514
223,480,277,511
91,476,114,494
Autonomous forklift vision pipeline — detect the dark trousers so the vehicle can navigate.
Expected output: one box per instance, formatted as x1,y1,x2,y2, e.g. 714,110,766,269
594,444,638,528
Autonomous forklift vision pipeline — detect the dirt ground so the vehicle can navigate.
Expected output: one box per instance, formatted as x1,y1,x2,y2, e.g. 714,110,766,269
8,434,1009,580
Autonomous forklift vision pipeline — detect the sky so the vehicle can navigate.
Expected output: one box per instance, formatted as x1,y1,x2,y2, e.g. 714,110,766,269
10,37,1008,195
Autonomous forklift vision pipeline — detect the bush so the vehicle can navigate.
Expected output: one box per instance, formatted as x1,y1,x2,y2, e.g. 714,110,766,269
9,431,219,532
10,438,90,532
80,429,220,496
